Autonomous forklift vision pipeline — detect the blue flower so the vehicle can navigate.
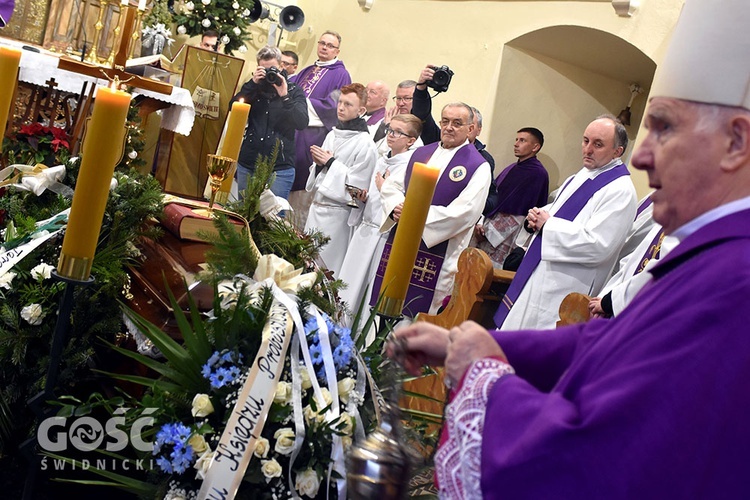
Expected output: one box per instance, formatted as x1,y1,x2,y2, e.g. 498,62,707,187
170,444,194,474
309,342,323,366
156,455,173,474
333,344,352,369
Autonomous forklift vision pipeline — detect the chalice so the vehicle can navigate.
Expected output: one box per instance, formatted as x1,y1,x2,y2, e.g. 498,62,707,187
194,154,236,217
345,184,362,208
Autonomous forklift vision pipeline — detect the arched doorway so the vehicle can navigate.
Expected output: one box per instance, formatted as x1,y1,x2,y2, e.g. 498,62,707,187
488,25,656,190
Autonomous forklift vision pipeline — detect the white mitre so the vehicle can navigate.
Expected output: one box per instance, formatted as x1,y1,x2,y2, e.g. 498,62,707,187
649,0,750,110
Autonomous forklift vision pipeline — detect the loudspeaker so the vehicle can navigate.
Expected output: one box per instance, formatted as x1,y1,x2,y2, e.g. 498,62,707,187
279,5,304,32
248,2,270,22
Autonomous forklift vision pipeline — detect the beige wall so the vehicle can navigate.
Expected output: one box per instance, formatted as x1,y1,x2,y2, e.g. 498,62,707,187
235,0,685,196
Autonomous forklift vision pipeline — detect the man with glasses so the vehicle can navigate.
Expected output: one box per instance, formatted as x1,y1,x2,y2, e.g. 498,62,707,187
338,114,422,315
280,50,298,77
288,30,352,229
373,103,492,315
373,80,419,156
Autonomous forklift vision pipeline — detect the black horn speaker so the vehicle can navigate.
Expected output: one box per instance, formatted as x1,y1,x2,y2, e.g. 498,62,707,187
279,5,304,32
248,2,270,22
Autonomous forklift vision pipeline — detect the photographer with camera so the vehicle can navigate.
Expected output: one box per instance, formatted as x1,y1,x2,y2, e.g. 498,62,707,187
231,46,309,201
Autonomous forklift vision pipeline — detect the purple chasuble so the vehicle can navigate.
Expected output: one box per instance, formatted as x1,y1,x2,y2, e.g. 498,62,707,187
371,142,485,316
480,207,750,498
486,156,549,217
289,60,351,191
494,163,630,327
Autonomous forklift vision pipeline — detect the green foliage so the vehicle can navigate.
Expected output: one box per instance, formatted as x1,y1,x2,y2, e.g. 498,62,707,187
173,0,256,54
143,0,174,27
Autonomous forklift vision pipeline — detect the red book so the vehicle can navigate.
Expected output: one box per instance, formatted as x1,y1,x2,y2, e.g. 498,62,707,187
160,202,243,242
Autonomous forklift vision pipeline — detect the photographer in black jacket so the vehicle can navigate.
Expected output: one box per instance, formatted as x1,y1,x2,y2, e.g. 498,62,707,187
231,46,308,200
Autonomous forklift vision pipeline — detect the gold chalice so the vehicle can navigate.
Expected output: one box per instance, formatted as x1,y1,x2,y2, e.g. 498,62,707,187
345,184,363,208
194,154,237,217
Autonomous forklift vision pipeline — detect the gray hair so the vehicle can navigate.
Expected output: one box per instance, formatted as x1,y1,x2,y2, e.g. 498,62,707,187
597,113,628,153
443,102,475,123
693,101,750,133
257,45,282,63
397,79,417,89
471,107,483,128
322,30,342,46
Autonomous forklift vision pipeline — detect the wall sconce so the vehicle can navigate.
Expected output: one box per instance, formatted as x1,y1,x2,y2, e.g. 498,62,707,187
358,0,374,11
616,83,643,126
612,0,640,17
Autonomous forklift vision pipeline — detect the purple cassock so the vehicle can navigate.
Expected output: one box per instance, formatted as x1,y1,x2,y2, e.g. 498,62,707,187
288,60,351,192
486,156,549,218
480,207,750,498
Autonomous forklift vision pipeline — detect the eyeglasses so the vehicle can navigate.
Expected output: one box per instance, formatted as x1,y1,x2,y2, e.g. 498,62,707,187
385,126,412,139
392,96,413,103
439,118,467,128
317,41,339,50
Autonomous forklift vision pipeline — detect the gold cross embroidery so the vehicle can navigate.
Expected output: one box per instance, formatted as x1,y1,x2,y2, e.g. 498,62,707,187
412,256,437,283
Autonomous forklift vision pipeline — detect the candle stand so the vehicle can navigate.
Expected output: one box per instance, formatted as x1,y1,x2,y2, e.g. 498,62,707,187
21,271,95,500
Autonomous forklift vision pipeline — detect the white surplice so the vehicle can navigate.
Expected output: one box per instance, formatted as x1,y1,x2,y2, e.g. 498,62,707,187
500,160,637,330
379,141,492,313
305,128,378,276
338,149,415,314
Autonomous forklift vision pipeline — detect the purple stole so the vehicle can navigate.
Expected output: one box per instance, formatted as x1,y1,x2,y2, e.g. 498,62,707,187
294,65,330,98
635,196,653,220
371,142,485,316
366,108,386,126
634,229,665,275
494,163,631,327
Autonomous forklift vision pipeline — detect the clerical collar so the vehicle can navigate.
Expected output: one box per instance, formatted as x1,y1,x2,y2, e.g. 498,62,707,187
315,58,339,67
337,116,369,132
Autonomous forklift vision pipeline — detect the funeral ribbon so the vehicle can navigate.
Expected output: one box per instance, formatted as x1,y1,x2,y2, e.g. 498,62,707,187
0,209,69,278
0,163,73,197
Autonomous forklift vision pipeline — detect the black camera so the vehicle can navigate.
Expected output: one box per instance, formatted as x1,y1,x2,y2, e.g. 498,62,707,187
265,66,283,85
426,65,454,93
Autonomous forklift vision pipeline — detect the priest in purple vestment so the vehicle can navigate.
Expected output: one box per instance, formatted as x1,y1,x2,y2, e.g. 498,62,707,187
364,80,389,138
389,0,750,497
287,30,352,226
0,0,14,26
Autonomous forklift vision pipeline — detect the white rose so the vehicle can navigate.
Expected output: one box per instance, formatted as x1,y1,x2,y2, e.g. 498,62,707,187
299,366,312,390
233,26,241,36
109,177,118,191
317,387,333,408
193,449,214,480
201,18,211,28
261,458,282,483
274,381,292,405
232,1,239,8
21,303,46,326
185,1,194,11
254,437,270,458
336,413,354,436
295,468,321,498
337,377,355,404
273,427,296,455
0,271,17,290
303,404,325,425
177,25,187,35
341,436,352,450
30,263,54,281
188,433,209,454
191,393,215,417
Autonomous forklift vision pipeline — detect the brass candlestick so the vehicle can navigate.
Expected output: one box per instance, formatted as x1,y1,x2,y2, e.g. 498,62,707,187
85,0,109,64
129,9,145,59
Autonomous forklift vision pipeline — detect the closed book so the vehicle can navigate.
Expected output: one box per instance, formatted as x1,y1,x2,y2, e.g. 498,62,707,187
160,202,243,242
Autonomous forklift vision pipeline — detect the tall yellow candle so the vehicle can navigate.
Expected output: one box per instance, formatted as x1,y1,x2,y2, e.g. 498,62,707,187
0,47,22,154
378,162,441,317
57,85,132,280
218,100,250,195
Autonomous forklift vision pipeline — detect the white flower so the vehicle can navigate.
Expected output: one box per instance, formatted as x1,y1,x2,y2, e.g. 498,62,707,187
201,18,211,28
233,26,241,36
299,365,312,390
30,263,54,281
337,377,355,404
242,8,250,16
193,449,214,480
336,413,354,436
261,458,282,482
185,1,194,11
201,0,210,5
238,45,248,54
188,433,209,454
220,35,230,45
317,387,333,408
341,435,352,450
191,393,215,417
110,177,118,191
21,304,46,326
273,427,296,455
303,404,325,425
232,1,239,8
125,240,142,258
274,381,292,405
177,25,187,35
254,437,270,458
0,272,17,290
295,468,321,498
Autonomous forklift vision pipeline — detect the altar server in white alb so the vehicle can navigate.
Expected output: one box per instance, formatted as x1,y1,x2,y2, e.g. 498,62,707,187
495,115,637,330
338,114,422,314
374,103,492,315
305,83,378,275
